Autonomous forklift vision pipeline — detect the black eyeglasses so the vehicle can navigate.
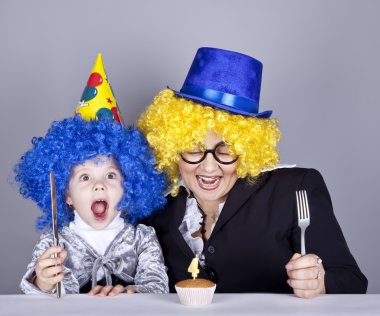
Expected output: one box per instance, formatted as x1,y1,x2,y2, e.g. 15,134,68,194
180,141,239,165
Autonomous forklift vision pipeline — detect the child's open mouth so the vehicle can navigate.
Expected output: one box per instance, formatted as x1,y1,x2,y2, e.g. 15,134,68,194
91,200,108,221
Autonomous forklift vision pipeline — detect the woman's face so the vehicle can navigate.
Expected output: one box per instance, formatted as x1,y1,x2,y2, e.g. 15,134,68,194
65,156,124,230
178,131,238,209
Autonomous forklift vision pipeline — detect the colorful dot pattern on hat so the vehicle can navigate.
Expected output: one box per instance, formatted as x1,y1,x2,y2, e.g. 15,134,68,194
75,53,124,124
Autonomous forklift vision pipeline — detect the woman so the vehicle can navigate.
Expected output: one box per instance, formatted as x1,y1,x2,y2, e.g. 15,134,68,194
138,47,367,298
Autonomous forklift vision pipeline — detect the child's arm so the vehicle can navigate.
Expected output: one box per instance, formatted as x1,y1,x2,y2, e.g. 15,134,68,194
20,232,74,294
33,246,67,292
128,225,169,294
87,225,169,296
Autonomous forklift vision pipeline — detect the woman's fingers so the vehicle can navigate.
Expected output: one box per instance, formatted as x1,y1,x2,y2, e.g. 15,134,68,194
287,266,322,280
286,253,326,298
285,253,322,270
287,277,320,291
293,288,320,299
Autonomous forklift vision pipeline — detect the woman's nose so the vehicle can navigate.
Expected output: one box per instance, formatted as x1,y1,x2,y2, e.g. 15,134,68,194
200,152,219,172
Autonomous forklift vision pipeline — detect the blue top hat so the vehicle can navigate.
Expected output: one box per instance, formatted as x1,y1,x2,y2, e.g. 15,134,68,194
171,47,272,118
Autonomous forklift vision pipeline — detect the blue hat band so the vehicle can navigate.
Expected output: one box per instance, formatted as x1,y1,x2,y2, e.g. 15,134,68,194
180,85,259,114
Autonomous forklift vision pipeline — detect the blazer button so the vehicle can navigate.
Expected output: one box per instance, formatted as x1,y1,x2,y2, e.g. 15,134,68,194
207,246,215,254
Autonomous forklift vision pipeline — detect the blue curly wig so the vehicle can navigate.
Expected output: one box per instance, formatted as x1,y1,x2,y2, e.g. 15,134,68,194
14,117,166,231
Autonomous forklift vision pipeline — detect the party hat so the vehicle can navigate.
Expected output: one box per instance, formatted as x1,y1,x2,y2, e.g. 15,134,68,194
75,53,124,124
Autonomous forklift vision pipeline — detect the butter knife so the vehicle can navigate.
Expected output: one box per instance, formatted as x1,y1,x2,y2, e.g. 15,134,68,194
50,171,62,298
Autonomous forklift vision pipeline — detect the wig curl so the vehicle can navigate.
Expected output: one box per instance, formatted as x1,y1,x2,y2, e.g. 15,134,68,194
14,117,166,231
138,89,281,195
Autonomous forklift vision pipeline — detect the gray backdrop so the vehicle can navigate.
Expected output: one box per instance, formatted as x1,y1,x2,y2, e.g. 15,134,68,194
1,0,379,294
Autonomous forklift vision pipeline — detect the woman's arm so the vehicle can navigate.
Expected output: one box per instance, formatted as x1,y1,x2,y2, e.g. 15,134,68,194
288,169,367,295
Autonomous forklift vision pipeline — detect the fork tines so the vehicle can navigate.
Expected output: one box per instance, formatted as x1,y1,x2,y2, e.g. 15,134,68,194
296,190,310,220
296,190,310,255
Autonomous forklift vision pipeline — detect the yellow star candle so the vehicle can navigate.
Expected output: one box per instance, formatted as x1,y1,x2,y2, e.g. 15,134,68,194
188,256,200,280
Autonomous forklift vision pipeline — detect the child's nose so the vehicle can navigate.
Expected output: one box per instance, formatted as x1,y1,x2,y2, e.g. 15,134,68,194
93,181,106,191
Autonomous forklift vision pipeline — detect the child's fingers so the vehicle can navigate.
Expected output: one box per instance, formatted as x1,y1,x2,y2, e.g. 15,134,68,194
125,287,135,294
46,272,64,285
58,250,68,262
88,285,103,296
40,246,63,260
36,257,61,269
35,258,62,278
99,285,114,297
42,265,65,279
36,264,64,283
108,285,126,296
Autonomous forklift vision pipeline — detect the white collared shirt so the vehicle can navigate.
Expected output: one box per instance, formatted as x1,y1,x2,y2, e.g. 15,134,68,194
176,164,296,258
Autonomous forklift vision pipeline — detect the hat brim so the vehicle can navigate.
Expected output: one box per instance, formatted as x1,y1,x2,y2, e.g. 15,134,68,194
170,88,272,118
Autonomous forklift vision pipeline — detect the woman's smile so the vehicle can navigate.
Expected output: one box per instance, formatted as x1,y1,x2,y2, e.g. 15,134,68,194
196,175,222,190
179,131,238,210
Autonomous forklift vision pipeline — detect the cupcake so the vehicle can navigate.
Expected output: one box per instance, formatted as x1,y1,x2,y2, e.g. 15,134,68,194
175,278,216,306
175,256,216,306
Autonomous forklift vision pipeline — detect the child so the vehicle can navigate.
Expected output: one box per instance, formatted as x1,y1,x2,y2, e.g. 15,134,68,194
15,117,168,295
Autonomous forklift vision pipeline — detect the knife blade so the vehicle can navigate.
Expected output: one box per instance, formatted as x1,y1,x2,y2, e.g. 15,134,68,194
50,171,62,298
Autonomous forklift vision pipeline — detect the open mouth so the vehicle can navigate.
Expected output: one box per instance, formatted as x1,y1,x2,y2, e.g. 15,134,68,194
91,200,109,221
196,175,222,190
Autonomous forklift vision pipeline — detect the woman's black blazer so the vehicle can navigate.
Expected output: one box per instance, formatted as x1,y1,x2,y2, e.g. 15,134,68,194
145,168,368,293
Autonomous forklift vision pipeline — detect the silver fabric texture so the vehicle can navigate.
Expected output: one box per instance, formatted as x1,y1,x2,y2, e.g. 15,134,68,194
20,223,169,294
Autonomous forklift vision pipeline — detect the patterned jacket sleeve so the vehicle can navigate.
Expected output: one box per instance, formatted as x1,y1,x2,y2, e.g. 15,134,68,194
126,225,169,293
20,232,80,294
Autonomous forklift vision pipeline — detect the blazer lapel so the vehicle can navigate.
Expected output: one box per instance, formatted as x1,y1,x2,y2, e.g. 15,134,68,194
211,174,269,238
169,189,197,259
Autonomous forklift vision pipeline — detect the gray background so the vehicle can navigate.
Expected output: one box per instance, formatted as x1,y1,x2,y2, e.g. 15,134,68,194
0,0,379,294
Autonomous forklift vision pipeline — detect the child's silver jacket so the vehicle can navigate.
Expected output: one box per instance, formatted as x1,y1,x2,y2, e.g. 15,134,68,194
20,223,169,294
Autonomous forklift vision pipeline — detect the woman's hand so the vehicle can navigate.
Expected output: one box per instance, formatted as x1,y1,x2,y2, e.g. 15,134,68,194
88,285,135,296
34,246,67,293
285,253,325,299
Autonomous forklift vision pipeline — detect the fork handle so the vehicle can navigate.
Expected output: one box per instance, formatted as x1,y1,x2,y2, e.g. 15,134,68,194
301,229,306,255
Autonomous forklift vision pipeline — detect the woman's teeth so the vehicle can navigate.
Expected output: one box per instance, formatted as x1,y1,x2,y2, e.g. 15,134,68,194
196,176,221,189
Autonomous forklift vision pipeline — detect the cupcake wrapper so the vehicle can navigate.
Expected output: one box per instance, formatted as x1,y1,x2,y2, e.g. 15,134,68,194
175,285,216,306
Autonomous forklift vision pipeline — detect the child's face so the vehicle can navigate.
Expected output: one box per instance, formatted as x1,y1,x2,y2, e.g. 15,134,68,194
65,156,124,230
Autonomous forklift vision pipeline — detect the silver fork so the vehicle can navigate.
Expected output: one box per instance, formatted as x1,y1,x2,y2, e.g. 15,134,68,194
296,190,310,255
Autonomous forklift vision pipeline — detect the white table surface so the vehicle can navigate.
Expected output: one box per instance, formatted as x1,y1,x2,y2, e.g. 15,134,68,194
0,294,379,316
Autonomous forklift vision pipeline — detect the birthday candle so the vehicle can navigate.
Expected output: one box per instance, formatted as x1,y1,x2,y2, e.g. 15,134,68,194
188,255,200,279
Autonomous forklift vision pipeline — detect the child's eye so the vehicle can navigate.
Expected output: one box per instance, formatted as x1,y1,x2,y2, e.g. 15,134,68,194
107,172,117,179
79,174,90,181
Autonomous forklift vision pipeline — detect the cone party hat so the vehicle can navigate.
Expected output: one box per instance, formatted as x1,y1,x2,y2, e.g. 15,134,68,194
75,53,124,124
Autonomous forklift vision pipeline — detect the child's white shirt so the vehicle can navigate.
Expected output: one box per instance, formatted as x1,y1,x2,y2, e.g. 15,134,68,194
69,211,124,281
69,210,125,256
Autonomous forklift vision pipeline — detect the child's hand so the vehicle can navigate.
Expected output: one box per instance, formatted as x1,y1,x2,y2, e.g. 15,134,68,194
34,246,67,293
88,284,135,296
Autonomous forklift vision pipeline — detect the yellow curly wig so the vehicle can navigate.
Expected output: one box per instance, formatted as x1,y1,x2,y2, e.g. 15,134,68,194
138,89,281,195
